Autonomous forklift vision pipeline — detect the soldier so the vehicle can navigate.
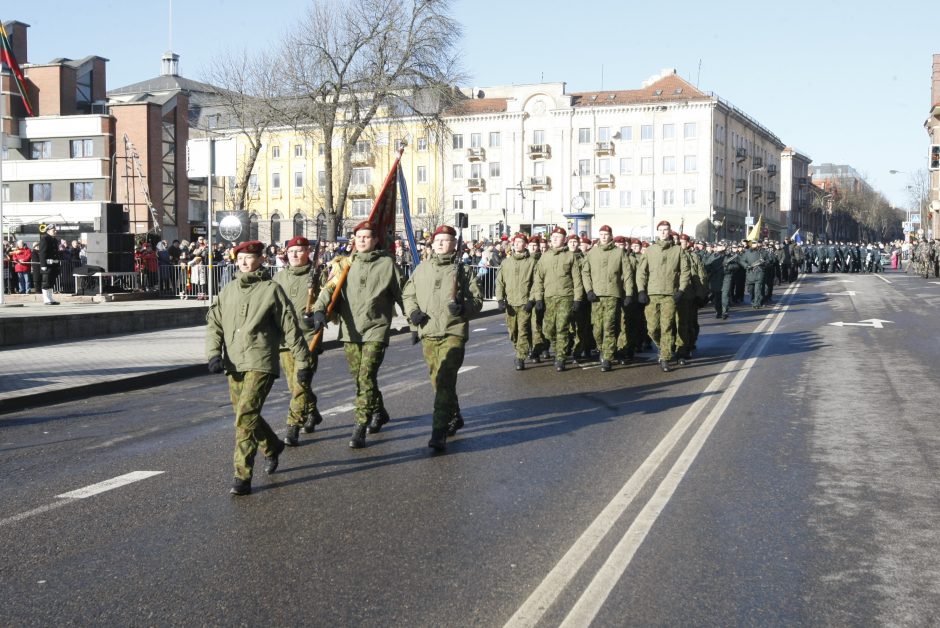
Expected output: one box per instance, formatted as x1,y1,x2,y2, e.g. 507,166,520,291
402,225,482,451
567,234,594,361
307,221,402,449
526,235,549,362
273,236,324,447
495,232,537,370
38,224,61,305
738,240,766,308
205,240,311,496
762,241,778,303
636,221,690,372
703,241,728,319
532,227,584,372
675,234,706,363
582,225,634,371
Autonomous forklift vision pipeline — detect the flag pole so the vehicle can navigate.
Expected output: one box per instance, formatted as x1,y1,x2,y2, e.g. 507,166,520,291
1,77,7,306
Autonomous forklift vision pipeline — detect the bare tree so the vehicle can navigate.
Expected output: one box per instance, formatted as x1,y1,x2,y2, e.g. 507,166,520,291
277,0,464,239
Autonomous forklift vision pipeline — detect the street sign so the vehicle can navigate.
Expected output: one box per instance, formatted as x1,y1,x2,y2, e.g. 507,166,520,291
828,319,893,329
911,214,921,223
745,217,754,227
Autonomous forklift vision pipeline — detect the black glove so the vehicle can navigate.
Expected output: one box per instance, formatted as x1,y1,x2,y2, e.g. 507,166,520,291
448,301,464,316
522,300,534,313
409,309,430,326
673,290,684,304
637,291,650,305
623,295,634,307
304,310,327,333
411,331,420,345
534,300,545,313
296,367,312,387
207,356,224,374
571,301,582,314
586,290,599,303
497,299,507,311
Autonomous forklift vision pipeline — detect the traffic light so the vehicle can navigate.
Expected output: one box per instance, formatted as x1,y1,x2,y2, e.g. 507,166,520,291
930,144,940,171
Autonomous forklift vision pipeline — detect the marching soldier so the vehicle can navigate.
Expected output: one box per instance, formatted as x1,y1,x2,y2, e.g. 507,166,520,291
567,234,594,361
495,232,537,370
307,221,402,449
676,234,706,363
273,236,324,447
38,224,61,305
738,240,766,308
402,225,483,451
205,240,311,496
526,235,549,362
702,242,727,319
532,227,585,372
581,225,634,371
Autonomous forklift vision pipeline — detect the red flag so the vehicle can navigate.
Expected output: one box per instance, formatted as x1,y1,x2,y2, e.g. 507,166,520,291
367,147,405,251
0,23,34,117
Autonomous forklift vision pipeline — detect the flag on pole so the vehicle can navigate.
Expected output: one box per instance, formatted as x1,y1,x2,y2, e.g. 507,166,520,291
0,23,34,117
791,228,803,244
397,165,421,268
746,215,763,242
367,146,405,251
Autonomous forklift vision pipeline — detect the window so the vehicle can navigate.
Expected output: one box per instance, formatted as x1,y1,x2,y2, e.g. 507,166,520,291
351,199,371,217
452,134,464,149
489,132,501,148
640,190,654,208
471,194,480,210
453,196,464,210
640,125,653,140
662,124,675,139
470,133,482,148
70,139,93,158
663,156,676,173
662,189,675,206
351,168,370,185
578,128,591,144
31,141,52,159
684,122,697,139
272,144,280,159
619,191,631,207
598,159,610,175
470,163,482,179
355,140,371,153
533,161,545,177
272,172,281,189
294,171,304,190
533,130,545,144
489,193,500,209
619,158,633,175
248,174,259,191
271,213,281,244
318,143,326,156
293,213,304,237
30,182,52,201
249,214,259,240
452,164,464,179
294,144,303,158
598,127,610,142
619,126,632,141
640,157,653,174
578,159,591,176
489,162,500,178
417,197,428,215
684,189,696,205
317,170,326,190
598,190,611,208
417,166,427,183
684,155,697,172
417,137,428,151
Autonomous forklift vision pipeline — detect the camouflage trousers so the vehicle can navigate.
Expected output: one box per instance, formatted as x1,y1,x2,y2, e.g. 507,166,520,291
571,301,595,357
543,296,574,360
530,306,547,354
421,335,466,430
344,341,387,426
505,305,532,359
675,297,697,354
227,370,277,481
645,295,677,361
591,296,621,361
279,350,319,427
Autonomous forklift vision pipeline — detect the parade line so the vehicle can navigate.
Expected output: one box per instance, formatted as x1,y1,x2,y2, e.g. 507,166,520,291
505,279,802,628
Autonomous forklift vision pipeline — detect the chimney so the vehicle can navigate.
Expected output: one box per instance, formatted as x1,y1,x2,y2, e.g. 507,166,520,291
161,51,179,77
932,54,940,108
4,20,30,64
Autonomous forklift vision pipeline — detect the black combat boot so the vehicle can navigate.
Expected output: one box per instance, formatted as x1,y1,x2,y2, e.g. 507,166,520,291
230,478,251,496
283,425,300,447
447,412,464,437
529,349,541,363
554,360,566,372
428,428,447,452
264,440,285,474
659,360,672,373
349,424,367,449
600,359,612,372
515,358,525,371
367,408,390,434
302,408,323,434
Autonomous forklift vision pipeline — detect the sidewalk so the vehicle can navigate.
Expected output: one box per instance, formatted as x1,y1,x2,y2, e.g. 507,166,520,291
0,300,499,413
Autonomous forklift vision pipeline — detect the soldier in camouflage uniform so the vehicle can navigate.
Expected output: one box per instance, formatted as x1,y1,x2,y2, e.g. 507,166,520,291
206,240,311,496
403,225,483,451
675,234,706,363
307,221,402,449
526,236,549,362
568,234,595,361
495,233,537,370
273,236,324,447
532,227,585,372
582,225,634,371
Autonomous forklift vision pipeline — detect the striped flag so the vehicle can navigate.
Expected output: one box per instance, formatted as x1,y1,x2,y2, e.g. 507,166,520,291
367,146,405,251
0,22,34,116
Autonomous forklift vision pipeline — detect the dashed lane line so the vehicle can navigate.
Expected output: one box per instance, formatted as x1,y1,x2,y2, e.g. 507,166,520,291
874,274,893,284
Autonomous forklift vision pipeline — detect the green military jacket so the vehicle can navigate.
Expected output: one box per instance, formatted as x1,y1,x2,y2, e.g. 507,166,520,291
581,242,634,298
683,249,708,300
272,262,317,346
495,251,536,306
636,239,691,296
314,249,402,345
532,246,585,301
205,269,310,375
403,252,483,341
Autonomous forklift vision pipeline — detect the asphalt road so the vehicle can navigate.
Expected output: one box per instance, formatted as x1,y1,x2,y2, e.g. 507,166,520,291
2,270,939,626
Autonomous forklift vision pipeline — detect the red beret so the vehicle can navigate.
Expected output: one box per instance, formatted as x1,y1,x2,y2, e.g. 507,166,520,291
500,234,509,241
527,235,541,244
233,240,264,256
679,233,691,242
566,234,580,242
656,220,671,229
613,235,627,244
512,232,528,243
432,225,457,239
352,220,374,234
641,241,651,248
598,225,612,233
551,227,567,237
631,238,641,245
285,236,310,249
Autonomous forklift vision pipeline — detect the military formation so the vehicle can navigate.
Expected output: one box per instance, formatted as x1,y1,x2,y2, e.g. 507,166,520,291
909,237,940,279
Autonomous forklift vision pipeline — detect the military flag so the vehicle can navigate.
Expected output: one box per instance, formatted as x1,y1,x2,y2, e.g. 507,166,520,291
0,22,34,116
791,228,803,244
368,146,406,251
746,215,763,242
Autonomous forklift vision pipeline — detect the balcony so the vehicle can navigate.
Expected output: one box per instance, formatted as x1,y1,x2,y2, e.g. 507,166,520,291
752,186,763,197
350,150,373,166
528,176,552,190
753,156,763,168
467,147,486,162
528,143,551,159
734,179,746,192
766,190,777,203
594,174,615,188
797,176,807,185
467,177,486,192
767,164,777,177
348,183,374,198
2,157,110,181
595,141,615,156
735,147,747,162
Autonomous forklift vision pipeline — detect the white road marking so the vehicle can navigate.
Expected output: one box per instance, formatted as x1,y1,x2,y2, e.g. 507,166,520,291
56,471,164,499
472,328,488,332
504,280,802,628
458,366,478,374
824,291,857,296
0,501,70,528
874,274,893,284
828,319,892,329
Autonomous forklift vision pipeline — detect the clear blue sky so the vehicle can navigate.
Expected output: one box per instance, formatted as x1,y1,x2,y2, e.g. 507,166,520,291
11,0,935,208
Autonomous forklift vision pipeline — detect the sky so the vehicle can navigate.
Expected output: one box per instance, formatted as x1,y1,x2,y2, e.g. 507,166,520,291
10,0,936,208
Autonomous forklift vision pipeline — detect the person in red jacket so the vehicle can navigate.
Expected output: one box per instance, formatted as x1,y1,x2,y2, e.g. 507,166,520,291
11,240,32,294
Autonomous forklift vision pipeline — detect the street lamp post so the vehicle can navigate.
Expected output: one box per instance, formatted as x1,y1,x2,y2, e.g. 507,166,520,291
888,170,911,239
648,105,667,240
745,166,766,232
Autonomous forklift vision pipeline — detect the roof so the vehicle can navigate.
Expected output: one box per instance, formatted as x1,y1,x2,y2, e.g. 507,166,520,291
571,74,709,108
108,74,220,98
445,97,508,116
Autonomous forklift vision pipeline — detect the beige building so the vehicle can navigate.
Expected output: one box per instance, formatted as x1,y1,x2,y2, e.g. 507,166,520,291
926,53,940,239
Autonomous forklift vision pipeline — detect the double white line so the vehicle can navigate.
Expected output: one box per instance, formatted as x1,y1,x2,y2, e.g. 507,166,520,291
506,280,800,627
